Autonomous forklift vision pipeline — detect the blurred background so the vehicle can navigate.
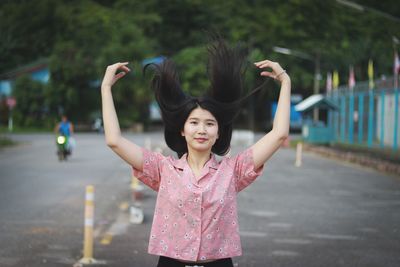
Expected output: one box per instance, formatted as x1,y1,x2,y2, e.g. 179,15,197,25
1,2,400,266
1,0,399,133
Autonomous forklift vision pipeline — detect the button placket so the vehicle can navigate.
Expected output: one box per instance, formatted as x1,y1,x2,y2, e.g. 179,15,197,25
195,192,203,259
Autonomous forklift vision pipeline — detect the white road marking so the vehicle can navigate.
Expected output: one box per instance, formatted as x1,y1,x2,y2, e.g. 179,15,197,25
248,210,278,217
268,222,292,228
273,238,312,245
240,231,267,237
271,250,300,257
358,227,379,233
308,233,359,240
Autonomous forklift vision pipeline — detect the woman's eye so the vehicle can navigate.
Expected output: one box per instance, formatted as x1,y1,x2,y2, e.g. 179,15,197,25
207,123,215,126
190,121,197,125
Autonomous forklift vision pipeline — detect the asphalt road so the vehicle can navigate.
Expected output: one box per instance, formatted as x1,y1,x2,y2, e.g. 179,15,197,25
0,132,399,267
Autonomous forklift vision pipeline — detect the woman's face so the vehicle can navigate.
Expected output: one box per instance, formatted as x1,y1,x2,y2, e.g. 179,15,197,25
181,107,219,154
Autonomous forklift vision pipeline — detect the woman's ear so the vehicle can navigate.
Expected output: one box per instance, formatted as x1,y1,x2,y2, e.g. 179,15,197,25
181,130,185,137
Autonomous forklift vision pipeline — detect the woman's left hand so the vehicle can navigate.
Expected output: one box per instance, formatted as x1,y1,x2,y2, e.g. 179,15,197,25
254,60,289,83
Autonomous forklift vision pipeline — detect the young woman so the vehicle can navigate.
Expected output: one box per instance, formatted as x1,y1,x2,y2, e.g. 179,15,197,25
101,38,291,267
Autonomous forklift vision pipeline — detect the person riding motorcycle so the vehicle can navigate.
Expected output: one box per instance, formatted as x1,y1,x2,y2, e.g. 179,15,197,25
54,115,74,160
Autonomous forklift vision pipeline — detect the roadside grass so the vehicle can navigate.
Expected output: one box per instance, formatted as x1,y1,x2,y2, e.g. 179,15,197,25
0,126,52,134
0,126,52,149
288,136,399,164
0,136,16,148
330,142,400,164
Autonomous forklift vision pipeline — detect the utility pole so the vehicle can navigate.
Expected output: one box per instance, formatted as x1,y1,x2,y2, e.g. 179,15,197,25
313,52,321,121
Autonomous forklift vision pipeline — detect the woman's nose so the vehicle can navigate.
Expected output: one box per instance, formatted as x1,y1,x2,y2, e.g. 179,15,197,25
198,123,206,134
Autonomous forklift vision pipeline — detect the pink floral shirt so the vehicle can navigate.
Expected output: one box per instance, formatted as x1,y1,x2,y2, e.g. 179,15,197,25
132,147,264,261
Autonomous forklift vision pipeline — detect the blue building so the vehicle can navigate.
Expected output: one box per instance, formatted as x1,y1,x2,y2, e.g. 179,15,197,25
0,58,49,96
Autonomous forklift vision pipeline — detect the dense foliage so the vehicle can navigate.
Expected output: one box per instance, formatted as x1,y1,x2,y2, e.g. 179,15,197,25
0,0,399,129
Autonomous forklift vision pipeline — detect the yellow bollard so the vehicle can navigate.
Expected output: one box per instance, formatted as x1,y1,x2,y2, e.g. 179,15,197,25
130,176,144,224
75,186,106,266
295,142,303,167
131,176,143,201
79,185,96,264
131,176,139,190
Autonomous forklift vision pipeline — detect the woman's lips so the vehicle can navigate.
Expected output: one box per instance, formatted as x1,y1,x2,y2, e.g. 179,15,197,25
194,138,208,143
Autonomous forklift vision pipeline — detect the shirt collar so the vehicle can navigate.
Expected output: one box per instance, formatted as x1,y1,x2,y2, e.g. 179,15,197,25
173,153,219,170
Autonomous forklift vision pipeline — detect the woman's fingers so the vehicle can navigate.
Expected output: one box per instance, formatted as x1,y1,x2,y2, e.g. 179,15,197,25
114,71,126,80
255,60,279,69
254,59,284,78
107,62,130,72
114,64,130,83
254,59,275,67
120,65,131,72
113,62,129,67
254,59,270,66
102,62,131,87
116,62,130,69
260,71,274,78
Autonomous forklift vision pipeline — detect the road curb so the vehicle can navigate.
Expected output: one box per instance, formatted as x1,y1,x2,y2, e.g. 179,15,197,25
303,144,400,177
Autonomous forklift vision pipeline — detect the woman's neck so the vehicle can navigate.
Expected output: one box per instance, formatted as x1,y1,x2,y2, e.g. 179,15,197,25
186,148,211,171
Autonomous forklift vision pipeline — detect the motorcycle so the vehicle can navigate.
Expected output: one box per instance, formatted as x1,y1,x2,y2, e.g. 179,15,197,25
56,135,71,161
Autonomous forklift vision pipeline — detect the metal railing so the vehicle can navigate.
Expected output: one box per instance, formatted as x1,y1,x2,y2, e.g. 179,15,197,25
326,77,399,151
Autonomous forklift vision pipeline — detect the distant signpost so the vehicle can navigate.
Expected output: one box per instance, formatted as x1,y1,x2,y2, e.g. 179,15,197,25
6,97,16,109
6,97,16,132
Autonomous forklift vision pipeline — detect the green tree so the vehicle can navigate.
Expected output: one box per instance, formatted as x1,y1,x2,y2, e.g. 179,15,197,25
0,0,61,74
13,75,46,127
95,10,157,127
2,0,400,129
47,41,98,122
173,46,208,96
46,1,156,125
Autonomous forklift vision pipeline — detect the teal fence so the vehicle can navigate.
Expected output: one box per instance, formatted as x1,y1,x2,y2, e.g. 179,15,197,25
327,77,399,151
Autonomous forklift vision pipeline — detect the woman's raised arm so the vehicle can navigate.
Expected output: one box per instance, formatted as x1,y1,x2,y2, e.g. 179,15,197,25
101,62,143,170
250,60,291,169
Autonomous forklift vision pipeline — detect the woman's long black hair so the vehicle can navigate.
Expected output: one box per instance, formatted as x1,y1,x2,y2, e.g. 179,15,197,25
145,37,268,158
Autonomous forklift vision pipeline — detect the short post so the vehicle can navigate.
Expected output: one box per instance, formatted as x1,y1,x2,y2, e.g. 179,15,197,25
8,108,13,132
295,142,303,167
79,185,96,264
130,176,144,224
6,97,16,132
131,176,143,201
144,137,151,150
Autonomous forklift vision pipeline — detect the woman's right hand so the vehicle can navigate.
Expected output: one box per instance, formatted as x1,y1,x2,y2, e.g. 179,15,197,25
101,62,131,88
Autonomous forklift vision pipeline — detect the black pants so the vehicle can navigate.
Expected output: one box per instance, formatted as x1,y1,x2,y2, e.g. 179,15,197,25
157,256,234,267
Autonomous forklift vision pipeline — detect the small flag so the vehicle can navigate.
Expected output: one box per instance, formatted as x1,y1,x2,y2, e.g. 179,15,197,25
368,59,374,89
395,51,400,75
348,65,355,90
333,70,339,89
326,72,332,93
394,51,400,89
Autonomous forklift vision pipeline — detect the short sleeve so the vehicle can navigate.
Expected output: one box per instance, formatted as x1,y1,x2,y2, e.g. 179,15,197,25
132,147,164,191
232,148,264,192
